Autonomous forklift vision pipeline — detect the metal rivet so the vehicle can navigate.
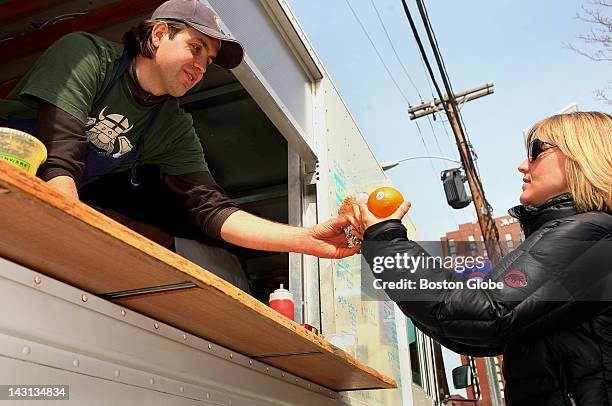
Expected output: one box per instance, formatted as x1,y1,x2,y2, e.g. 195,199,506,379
182,334,187,340
179,386,184,393
308,384,311,388
114,370,120,378
81,294,88,302
121,309,126,317
249,360,252,366
154,323,159,330
206,393,210,399
22,346,31,355
266,367,270,373
229,353,233,359
282,372,285,377
73,359,79,367
208,344,212,350
295,378,298,382
149,378,155,386
34,276,41,285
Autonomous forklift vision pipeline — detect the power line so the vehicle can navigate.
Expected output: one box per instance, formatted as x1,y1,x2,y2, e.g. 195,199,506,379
419,1,456,100
414,42,456,149
415,0,494,212
406,25,457,152
343,0,460,229
367,0,449,159
418,0,472,148
367,0,422,101
402,0,483,198
408,0,503,261
399,0,448,122
342,0,411,105
343,0,454,163
415,2,478,162
341,0,440,176
365,0,456,157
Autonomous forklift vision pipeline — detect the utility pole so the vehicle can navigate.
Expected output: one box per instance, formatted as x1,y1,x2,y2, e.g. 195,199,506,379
407,83,494,120
446,100,502,264
402,2,506,405
402,0,503,264
410,88,502,264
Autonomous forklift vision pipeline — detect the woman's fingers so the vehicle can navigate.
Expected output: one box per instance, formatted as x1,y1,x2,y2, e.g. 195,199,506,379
394,201,412,218
357,201,378,229
357,200,412,231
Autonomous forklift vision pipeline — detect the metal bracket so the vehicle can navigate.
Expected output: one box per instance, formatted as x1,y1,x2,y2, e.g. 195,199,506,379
100,282,198,300
253,350,322,359
304,171,319,186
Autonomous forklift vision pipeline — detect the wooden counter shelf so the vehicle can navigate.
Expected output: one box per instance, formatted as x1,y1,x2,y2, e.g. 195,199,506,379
0,160,397,392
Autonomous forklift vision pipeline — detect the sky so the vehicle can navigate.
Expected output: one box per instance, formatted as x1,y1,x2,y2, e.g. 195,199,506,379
286,0,610,241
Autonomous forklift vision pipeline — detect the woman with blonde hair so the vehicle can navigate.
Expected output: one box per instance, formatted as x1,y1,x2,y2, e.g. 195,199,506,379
521,111,611,212
357,112,612,405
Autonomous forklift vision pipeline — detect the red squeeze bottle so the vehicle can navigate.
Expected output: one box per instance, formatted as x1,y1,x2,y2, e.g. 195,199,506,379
269,284,294,321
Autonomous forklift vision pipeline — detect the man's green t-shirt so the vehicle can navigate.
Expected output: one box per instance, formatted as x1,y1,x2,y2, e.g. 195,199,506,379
0,32,208,176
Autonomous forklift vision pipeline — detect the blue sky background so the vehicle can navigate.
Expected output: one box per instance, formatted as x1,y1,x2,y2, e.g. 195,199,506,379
287,0,610,240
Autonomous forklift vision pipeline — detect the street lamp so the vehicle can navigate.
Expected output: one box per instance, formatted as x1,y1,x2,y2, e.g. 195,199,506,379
380,155,461,171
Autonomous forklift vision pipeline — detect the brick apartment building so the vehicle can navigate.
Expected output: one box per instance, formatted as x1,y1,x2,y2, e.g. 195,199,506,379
441,215,524,258
441,215,524,406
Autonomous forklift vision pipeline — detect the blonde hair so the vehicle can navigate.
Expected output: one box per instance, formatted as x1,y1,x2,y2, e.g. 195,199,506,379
526,111,612,213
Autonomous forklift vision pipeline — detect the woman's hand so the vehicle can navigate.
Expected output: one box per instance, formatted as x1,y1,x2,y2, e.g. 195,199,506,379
356,200,412,232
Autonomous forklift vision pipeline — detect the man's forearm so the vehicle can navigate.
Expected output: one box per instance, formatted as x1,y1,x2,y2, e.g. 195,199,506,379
36,101,88,183
219,210,311,253
219,210,360,259
47,175,79,200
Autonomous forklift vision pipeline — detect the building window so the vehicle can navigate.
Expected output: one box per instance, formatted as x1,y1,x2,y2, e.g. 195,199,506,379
505,233,514,252
468,235,477,256
480,236,488,258
407,319,422,387
448,239,456,256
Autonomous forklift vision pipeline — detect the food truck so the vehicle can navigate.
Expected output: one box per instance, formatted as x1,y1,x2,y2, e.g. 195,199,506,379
0,0,455,404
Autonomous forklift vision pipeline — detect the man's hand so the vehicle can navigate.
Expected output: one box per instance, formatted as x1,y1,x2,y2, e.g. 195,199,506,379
47,175,79,200
220,210,360,259
305,216,362,259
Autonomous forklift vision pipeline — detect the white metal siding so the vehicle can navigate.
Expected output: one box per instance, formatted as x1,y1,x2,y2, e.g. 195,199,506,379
0,257,347,406
208,0,313,141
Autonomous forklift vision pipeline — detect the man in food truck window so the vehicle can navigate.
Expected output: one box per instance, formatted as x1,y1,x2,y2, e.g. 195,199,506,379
0,0,359,261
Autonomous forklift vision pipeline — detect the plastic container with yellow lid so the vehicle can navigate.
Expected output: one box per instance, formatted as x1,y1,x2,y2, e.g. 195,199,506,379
0,127,47,175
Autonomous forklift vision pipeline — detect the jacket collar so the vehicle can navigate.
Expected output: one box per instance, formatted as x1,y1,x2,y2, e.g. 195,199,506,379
508,193,577,237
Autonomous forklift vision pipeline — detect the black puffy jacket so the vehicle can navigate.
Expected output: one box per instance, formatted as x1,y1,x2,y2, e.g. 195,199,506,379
362,194,612,406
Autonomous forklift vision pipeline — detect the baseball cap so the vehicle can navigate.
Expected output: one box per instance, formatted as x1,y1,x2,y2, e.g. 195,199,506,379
152,0,244,69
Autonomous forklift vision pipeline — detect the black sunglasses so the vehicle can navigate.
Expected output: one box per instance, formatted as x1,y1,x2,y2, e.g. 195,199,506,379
528,138,557,162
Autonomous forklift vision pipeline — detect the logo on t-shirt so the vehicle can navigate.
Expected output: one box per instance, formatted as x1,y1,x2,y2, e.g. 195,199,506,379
86,106,134,157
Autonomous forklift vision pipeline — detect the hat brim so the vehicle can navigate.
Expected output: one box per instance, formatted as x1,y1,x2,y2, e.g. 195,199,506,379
189,23,244,70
